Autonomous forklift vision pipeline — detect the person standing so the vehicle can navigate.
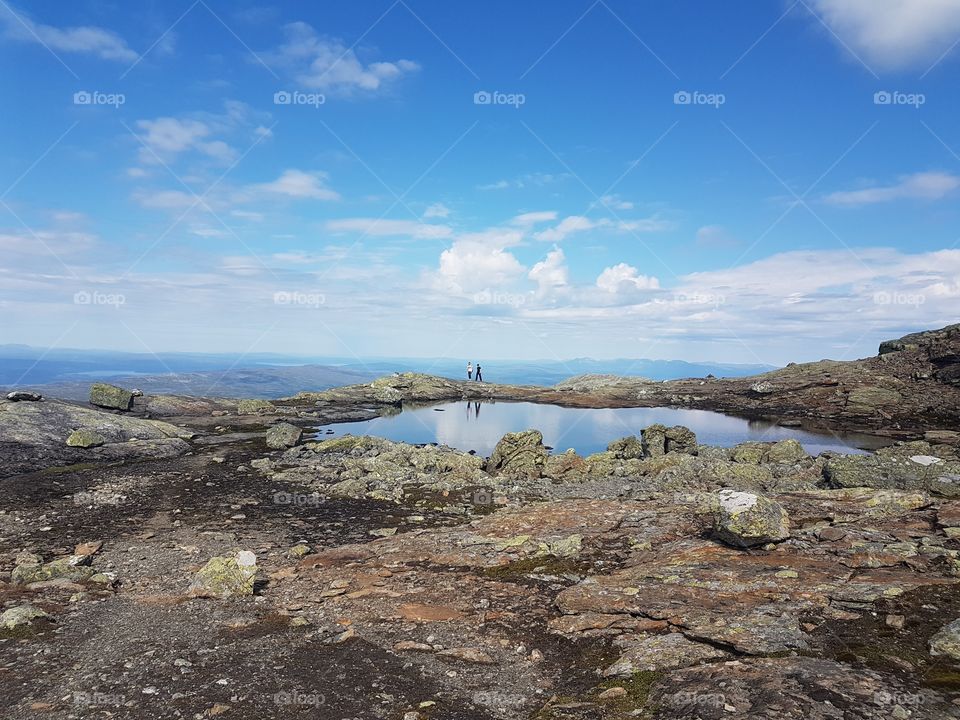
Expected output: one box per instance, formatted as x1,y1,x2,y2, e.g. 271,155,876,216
466,361,473,380
475,363,483,382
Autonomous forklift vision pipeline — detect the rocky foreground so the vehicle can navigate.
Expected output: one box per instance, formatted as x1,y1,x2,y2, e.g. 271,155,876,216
1,325,960,719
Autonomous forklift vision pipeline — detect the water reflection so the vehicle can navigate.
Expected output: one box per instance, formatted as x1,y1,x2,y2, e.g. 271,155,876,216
317,401,888,457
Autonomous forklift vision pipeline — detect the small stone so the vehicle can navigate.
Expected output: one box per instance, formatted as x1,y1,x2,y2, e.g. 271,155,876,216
188,551,258,598
929,618,960,660
886,614,906,629
74,541,103,557
368,527,397,537
66,429,106,448
712,490,790,548
265,422,303,449
598,687,627,700
775,570,798,579
436,647,495,664
394,640,434,652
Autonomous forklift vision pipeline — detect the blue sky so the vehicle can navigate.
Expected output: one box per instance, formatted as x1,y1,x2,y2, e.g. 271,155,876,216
1,0,959,366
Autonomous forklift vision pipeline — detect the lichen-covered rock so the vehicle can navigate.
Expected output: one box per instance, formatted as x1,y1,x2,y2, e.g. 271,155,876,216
767,439,808,464
824,450,960,497
189,551,258,598
11,555,97,584
266,422,302,449
607,436,645,460
847,386,902,410
1,603,50,629
641,424,698,457
731,442,768,464
237,399,276,415
929,618,960,661
544,449,588,482
89,382,134,411
712,489,790,547
66,428,106,448
486,430,548,480
6,391,42,401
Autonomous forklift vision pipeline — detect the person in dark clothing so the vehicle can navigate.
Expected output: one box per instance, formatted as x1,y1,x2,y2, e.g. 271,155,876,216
475,364,483,382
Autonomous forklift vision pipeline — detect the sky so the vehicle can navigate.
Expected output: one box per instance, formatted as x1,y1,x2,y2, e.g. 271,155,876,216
1,0,959,367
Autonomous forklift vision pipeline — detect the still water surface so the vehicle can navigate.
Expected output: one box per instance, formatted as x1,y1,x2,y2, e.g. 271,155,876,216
316,401,887,457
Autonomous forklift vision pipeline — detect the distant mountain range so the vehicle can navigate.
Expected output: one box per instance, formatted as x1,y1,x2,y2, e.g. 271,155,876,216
0,345,776,400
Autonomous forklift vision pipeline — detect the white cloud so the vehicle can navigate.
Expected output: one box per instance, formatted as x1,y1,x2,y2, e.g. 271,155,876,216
134,189,198,210
326,218,452,239
811,0,960,69
135,117,237,165
534,214,671,242
593,194,634,210
253,170,340,201
423,203,451,219
535,216,597,243
510,211,558,226
824,171,960,206
529,247,569,295
264,22,419,92
478,173,571,191
596,263,660,293
0,6,137,62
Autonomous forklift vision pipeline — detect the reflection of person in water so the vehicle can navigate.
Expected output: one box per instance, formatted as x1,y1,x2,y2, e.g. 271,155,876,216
474,401,481,418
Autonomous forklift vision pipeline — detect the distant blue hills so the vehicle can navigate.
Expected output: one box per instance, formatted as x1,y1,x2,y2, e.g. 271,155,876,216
0,345,776,400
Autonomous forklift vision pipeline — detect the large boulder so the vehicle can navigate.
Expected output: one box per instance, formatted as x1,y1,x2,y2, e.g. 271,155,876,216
12,554,97,584
486,430,548,480
237,399,276,415
607,436,645,460
929,618,960,661
641,424,698,457
266,422,302,449
89,383,134,411
712,489,790,548
189,551,258,598
824,446,960,498
6,391,42,402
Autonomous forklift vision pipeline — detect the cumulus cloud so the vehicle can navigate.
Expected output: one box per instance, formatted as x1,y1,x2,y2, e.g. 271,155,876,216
252,170,340,201
529,247,569,295
810,0,960,70
824,171,960,206
534,216,597,243
0,5,137,62
432,229,525,294
326,218,451,239
264,22,419,92
596,263,660,293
